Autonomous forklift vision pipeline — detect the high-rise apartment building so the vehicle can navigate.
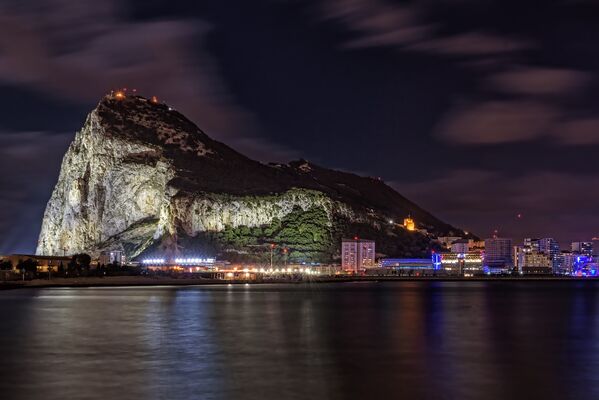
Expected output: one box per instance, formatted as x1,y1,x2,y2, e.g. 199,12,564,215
342,238,376,272
524,238,540,253
538,238,560,273
572,242,593,257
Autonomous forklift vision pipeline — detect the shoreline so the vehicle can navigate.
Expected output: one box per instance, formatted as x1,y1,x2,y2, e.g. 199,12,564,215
2,275,599,290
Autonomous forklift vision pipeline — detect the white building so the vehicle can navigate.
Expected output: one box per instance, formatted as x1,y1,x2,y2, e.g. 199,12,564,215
99,250,126,266
450,239,469,254
342,238,375,272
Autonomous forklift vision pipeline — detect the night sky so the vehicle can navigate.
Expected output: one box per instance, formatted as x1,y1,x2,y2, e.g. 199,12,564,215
1,0,598,253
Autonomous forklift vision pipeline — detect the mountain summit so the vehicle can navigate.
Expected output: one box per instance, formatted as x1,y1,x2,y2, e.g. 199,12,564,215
37,93,468,262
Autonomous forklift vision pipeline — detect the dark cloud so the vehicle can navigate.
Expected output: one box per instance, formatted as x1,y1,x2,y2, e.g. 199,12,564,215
552,118,599,144
436,100,559,143
487,66,591,96
407,32,531,56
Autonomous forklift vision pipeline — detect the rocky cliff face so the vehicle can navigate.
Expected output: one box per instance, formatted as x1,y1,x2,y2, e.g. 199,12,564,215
37,94,469,262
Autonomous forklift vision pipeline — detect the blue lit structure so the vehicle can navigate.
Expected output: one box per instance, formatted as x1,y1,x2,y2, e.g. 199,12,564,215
572,255,598,277
432,253,442,270
378,254,442,275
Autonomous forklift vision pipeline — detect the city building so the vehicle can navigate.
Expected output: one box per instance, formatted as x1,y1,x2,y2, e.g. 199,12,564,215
99,250,126,266
450,239,470,254
341,238,376,272
484,238,513,273
440,252,483,276
538,238,560,273
571,255,598,277
513,245,524,270
0,254,71,272
524,238,540,253
468,240,486,251
558,251,576,275
379,258,435,275
518,251,552,275
572,241,593,257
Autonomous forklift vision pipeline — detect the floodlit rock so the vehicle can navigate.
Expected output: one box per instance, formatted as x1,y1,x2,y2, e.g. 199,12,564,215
37,94,468,262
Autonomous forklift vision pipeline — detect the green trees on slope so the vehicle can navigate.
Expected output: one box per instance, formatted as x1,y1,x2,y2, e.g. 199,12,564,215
171,205,440,263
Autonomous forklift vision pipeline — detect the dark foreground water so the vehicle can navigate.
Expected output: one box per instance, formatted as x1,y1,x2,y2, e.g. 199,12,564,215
2,281,599,400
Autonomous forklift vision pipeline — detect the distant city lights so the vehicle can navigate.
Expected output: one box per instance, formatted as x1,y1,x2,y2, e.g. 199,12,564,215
141,258,165,264
174,258,215,265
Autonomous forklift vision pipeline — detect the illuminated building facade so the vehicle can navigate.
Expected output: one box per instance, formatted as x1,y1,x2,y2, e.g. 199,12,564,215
468,240,485,251
378,258,436,275
140,257,224,272
572,241,593,257
513,245,524,270
440,252,483,276
484,237,513,272
558,252,577,275
524,238,540,253
538,238,560,273
0,254,71,272
342,239,375,272
99,250,125,266
572,255,598,277
518,252,552,275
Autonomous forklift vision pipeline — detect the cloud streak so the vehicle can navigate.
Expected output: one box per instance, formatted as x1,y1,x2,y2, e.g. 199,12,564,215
321,0,531,57
487,66,591,96
437,100,559,144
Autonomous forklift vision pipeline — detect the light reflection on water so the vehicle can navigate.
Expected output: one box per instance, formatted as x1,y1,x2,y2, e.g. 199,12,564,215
1,282,599,399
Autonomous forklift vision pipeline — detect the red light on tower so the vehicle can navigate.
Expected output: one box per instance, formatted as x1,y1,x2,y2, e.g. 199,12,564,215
354,236,359,241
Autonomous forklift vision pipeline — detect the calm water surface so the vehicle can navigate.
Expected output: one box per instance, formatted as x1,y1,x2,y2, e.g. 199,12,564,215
1,281,599,400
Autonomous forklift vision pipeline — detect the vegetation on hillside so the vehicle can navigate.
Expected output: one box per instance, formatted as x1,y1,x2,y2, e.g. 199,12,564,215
165,205,441,263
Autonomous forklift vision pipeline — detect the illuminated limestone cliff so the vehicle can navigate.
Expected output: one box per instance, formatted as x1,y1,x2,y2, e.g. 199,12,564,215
37,94,469,262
